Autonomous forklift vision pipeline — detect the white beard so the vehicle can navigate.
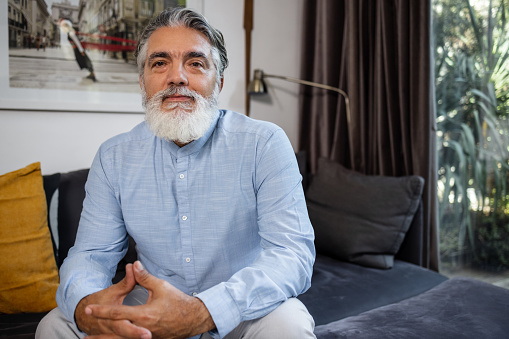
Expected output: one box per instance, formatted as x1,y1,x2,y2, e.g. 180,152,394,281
142,84,220,145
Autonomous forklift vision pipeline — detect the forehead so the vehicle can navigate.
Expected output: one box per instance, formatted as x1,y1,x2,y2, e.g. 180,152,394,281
146,26,212,56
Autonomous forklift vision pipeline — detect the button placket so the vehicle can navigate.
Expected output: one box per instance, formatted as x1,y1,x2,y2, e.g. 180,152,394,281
174,155,199,294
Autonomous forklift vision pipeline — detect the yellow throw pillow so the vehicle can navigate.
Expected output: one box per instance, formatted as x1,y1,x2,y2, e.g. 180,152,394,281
0,162,59,313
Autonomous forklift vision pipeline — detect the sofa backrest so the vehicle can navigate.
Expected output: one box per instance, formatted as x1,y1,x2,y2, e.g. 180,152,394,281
56,169,89,267
43,169,88,267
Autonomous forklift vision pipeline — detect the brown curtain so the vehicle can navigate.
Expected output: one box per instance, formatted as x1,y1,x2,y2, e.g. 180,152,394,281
298,0,439,271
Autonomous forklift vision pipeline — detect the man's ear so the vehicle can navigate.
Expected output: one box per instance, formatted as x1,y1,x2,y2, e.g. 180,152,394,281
139,75,142,90
220,76,224,92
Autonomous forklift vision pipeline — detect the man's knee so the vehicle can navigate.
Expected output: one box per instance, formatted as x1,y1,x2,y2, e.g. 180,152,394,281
36,308,60,338
36,307,83,339
248,298,316,338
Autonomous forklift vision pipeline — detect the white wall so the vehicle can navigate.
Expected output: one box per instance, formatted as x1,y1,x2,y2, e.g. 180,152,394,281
0,0,304,175
0,110,145,175
248,0,304,148
203,0,304,147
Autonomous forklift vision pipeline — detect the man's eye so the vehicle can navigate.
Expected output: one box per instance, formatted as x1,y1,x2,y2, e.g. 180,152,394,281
152,61,166,68
190,61,204,68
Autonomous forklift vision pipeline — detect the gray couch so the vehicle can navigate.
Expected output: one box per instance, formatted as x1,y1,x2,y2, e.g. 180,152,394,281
297,156,509,338
1,155,508,338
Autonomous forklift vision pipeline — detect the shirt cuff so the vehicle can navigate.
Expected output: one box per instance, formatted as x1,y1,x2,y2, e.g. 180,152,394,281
56,282,102,333
197,283,241,338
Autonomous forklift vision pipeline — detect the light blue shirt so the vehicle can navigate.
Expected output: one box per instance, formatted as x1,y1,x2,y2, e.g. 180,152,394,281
56,110,315,338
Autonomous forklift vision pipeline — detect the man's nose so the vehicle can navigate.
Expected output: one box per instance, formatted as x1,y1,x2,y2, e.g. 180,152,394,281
167,64,188,86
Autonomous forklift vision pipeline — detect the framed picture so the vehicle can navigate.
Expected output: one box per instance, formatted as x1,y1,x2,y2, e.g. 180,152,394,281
1,0,202,113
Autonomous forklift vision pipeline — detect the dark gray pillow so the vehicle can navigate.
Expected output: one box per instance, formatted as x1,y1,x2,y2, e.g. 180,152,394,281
306,158,424,269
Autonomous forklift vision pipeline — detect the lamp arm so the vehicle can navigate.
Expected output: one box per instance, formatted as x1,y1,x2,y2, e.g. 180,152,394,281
263,73,351,126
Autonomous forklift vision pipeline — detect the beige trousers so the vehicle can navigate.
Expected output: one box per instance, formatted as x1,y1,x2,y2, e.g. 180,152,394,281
36,287,316,339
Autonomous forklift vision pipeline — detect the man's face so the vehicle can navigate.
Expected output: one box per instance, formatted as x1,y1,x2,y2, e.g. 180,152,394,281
140,26,222,112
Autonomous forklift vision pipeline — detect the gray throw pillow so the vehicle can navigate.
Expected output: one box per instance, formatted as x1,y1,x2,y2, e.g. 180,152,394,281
306,158,424,269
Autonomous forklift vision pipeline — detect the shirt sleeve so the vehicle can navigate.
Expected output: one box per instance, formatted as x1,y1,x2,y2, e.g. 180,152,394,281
56,146,129,326
197,128,316,338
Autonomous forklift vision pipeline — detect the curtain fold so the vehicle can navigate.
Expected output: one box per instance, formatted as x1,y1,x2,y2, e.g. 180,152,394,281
299,0,438,271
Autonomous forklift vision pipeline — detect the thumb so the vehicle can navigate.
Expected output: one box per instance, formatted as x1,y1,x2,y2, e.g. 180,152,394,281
133,261,158,288
114,263,136,296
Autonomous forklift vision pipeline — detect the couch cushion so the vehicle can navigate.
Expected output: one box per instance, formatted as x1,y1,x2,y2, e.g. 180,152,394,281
0,163,59,313
298,254,448,326
0,311,48,338
306,158,424,268
314,277,509,338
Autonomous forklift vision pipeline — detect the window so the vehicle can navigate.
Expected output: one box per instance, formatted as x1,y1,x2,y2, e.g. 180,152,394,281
140,0,154,17
434,0,509,288
164,0,186,8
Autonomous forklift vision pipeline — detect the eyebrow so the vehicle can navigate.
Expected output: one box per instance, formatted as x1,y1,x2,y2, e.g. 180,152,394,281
147,51,170,65
187,51,208,60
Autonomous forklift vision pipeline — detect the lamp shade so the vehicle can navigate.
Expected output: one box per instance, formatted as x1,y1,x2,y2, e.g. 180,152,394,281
247,69,267,94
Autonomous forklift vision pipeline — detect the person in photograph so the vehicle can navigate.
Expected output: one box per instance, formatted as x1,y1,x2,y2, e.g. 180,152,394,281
42,32,47,52
59,19,97,82
36,33,41,51
37,7,315,339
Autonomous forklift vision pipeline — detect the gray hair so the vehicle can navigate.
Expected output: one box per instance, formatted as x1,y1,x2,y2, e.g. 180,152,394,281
135,7,229,79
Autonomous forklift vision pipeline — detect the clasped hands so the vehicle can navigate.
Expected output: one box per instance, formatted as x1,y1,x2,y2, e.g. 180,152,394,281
75,261,215,339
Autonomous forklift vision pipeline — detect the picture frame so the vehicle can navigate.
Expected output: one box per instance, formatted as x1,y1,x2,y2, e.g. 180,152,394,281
1,0,203,113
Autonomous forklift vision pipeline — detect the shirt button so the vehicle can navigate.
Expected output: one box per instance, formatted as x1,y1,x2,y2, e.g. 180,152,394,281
182,216,187,221
192,292,198,296
179,174,185,179
185,257,191,263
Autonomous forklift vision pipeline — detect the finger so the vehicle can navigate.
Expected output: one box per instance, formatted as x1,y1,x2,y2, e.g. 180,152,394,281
85,334,122,339
104,319,152,339
86,304,141,322
86,330,151,339
85,309,152,339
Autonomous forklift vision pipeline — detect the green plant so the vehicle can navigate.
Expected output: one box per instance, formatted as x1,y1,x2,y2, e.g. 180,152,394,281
434,0,509,269
475,216,509,268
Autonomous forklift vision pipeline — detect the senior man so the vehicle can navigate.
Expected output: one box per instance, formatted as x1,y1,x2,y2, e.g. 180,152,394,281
36,7,315,339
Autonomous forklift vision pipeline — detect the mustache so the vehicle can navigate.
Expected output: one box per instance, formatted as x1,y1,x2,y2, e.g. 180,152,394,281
156,86,200,102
